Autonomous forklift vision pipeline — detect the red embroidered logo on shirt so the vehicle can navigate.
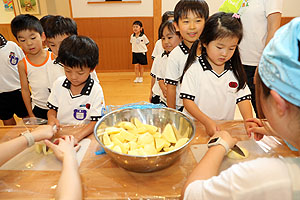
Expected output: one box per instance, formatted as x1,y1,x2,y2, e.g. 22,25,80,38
229,82,238,88
86,103,91,109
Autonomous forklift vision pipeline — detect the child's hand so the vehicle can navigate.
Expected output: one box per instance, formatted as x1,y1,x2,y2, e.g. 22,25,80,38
149,92,153,102
205,119,220,137
31,125,56,142
211,131,237,149
245,118,268,141
48,117,60,128
44,135,81,162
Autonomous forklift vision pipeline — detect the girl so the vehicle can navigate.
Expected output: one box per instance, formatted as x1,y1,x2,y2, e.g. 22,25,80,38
149,20,182,105
130,20,149,83
182,17,300,200
180,12,254,136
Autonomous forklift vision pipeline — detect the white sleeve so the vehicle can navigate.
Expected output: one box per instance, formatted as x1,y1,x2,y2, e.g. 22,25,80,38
143,35,149,44
130,34,133,43
47,78,60,110
184,157,292,200
180,65,198,100
13,42,25,61
165,49,181,84
152,40,162,59
150,57,160,77
90,84,105,120
236,84,251,104
265,0,283,16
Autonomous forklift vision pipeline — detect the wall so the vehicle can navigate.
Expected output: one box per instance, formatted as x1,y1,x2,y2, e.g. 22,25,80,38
162,0,300,17
71,0,153,17
0,0,15,24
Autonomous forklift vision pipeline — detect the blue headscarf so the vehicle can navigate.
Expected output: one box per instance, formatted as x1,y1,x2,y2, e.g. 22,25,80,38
258,17,300,107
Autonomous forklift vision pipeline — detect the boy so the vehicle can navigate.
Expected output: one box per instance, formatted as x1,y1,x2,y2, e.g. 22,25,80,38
0,33,28,125
165,0,209,110
43,15,99,84
47,35,105,143
11,14,58,120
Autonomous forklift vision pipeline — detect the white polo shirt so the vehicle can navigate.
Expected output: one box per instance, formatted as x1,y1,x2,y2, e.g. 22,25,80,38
165,42,190,108
47,53,65,91
180,55,251,120
0,39,24,93
184,157,300,200
130,33,149,53
47,76,105,125
238,0,283,66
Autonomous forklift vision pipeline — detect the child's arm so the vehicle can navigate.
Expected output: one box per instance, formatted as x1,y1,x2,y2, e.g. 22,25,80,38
166,84,177,109
149,76,155,102
18,60,34,117
158,80,167,98
73,121,96,143
44,136,82,200
237,100,258,136
47,109,60,128
184,99,220,136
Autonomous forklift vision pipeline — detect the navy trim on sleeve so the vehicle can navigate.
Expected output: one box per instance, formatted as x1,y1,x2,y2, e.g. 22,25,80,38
236,94,252,104
47,102,58,111
180,93,195,101
165,79,178,86
91,116,102,121
150,73,156,78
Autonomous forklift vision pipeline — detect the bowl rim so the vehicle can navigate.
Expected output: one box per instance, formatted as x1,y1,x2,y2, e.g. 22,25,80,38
93,107,195,158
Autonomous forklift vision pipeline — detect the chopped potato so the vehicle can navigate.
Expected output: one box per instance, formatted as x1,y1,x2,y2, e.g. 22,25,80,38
98,119,190,156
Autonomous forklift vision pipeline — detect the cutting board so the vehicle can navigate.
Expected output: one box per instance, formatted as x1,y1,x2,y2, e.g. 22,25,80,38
190,139,268,172
0,138,91,171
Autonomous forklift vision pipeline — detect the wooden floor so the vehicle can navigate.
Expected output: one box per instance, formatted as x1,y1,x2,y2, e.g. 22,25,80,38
0,72,152,126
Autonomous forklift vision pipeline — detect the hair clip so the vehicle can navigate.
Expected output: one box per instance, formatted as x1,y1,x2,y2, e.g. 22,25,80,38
232,13,240,19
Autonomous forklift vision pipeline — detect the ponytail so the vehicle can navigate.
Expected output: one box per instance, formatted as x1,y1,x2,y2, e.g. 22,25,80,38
180,39,200,83
231,47,247,91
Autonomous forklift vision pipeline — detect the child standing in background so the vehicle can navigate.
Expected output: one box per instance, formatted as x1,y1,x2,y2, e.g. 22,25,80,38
0,33,28,125
180,12,254,136
10,14,57,120
150,20,182,105
151,11,174,60
130,20,149,83
47,35,105,143
165,0,209,110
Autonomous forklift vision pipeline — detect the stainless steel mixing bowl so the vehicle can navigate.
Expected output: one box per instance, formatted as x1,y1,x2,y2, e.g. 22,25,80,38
93,108,195,173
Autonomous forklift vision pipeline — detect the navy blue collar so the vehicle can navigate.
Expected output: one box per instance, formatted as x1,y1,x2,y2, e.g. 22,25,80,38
0,33,7,49
198,54,232,71
179,42,190,55
133,32,144,37
161,51,169,57
62,75,94,96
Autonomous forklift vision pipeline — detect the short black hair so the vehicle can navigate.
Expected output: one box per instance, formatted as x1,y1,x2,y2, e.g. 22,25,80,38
56,35,99,70
40,15,54,31
44,15,78,39
159,20,178,40
11,14,44,40
174,0,209,23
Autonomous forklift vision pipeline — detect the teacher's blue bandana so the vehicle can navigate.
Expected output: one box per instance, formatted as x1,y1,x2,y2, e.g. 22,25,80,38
258,17,300,107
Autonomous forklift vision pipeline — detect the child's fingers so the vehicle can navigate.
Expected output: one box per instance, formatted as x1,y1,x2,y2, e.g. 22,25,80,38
254,133,264,141
74,144,81,152
44,139,57,150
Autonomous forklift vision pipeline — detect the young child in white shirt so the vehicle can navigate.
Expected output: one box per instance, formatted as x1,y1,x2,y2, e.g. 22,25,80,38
0,33,28,125
47,35,105,143
180,12,254,136
165,0,209,111
130,20,149,83
150,20,181,105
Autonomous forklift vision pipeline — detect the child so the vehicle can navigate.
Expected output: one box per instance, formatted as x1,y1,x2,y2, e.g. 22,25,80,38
130,20,149,83
183,17,300,200
11,14,58,120
47,35,105,143
151,11,174,60
180,12,254,136
0,33,28,125
149,20,182,105
43,15,99,85
165,0,209,110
